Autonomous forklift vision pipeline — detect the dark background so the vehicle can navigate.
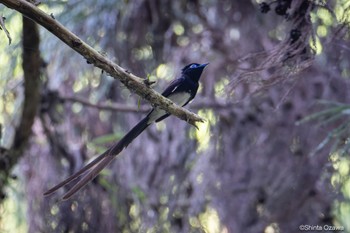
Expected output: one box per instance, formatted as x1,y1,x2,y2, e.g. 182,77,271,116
0,0,350,232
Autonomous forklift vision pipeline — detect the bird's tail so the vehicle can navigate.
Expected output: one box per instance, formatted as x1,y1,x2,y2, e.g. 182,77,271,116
44,116,151,200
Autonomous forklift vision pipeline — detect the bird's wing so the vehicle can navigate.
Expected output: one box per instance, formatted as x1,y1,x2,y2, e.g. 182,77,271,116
160,77,184,97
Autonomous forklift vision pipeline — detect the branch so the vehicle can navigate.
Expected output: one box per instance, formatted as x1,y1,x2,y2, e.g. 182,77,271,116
62,95,232,113
0,0,205,126
13,16,41,150
63,95,149,113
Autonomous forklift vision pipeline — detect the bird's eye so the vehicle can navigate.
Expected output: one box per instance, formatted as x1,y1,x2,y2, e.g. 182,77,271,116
190,64,198,68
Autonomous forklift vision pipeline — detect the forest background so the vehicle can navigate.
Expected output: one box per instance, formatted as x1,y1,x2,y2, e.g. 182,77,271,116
0,0,350,233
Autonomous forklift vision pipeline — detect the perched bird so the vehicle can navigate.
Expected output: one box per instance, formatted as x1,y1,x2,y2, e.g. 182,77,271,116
44,63,208,200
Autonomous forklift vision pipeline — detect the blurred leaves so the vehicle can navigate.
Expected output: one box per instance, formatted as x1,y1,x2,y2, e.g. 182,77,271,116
1,179,27,233
297,99,350,230
192,109,216,153
0,10,23,148
1,0,350,232
297,100,350,157
88,132,123,153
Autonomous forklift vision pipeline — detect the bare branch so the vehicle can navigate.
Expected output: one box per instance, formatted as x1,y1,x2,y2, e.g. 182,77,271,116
13,16,41,154
63,95,149,113
0,0,205,126
62,95,232,113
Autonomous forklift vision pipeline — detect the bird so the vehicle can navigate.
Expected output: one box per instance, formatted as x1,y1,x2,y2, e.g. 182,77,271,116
43,63,208,200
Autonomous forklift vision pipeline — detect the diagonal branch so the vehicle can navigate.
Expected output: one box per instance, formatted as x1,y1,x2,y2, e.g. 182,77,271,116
0,0,205,126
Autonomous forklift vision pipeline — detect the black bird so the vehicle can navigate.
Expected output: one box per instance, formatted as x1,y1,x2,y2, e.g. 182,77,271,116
44,63,208,200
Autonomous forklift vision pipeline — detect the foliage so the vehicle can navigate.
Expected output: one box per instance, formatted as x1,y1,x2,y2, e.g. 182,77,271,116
1,0,350,232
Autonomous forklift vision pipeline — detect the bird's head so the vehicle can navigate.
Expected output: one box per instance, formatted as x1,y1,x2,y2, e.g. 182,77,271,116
182,63,208,82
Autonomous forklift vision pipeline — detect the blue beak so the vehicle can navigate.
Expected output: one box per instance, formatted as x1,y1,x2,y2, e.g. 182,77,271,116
200,63,209,68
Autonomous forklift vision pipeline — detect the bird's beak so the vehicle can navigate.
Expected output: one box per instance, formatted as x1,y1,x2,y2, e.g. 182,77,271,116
200,63,209,68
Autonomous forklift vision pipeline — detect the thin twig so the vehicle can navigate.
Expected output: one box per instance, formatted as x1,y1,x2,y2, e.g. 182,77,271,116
63,95,149,113
61,95,233,113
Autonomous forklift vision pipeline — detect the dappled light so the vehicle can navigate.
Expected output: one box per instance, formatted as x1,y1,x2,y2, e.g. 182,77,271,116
1,0,350,232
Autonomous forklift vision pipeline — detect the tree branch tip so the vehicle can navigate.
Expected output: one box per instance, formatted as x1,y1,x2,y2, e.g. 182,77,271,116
199,118,206,123
188,116,206,129
194,114,206,123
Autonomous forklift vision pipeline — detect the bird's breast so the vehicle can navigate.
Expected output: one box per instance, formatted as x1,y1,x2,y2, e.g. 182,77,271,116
167,92,192,106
